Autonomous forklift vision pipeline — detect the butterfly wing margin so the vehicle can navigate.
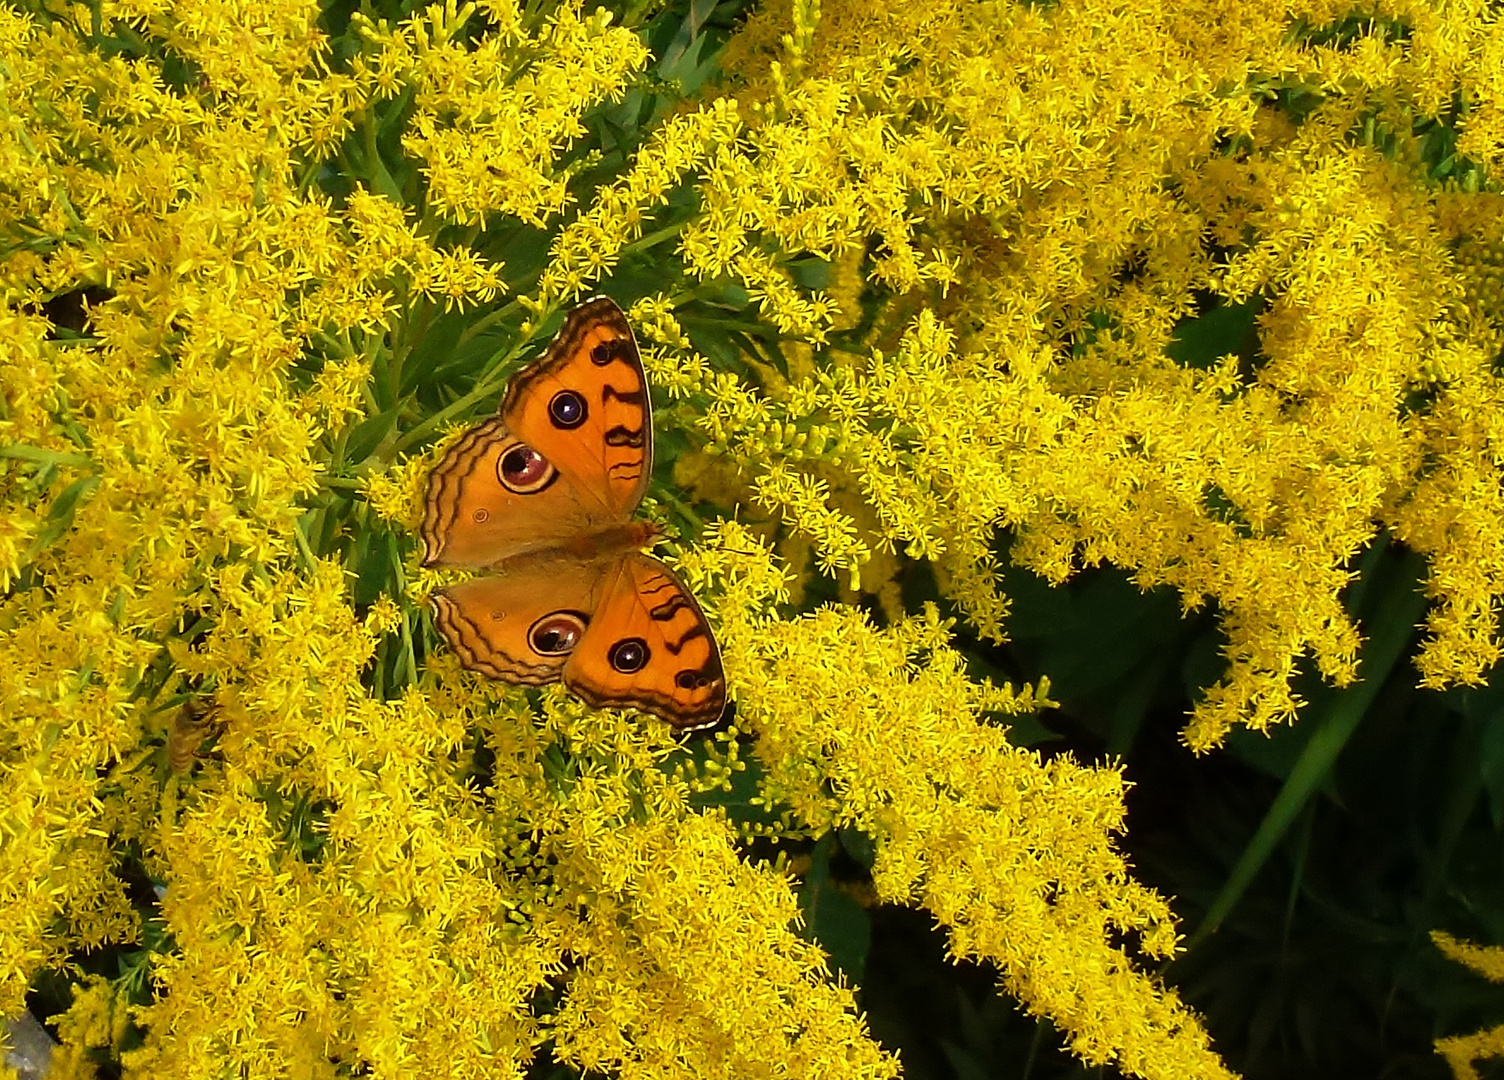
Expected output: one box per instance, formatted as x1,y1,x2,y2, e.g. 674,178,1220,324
501,297,653,522
562,553,726,730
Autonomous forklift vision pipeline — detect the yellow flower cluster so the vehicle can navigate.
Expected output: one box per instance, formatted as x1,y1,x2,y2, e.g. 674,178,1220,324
639,0,1504,749
1434,931,1504,1079
537,101,742,305
1,2,913,1076
356,3,649,228
678,524,1230,1078
5,0,1504,1077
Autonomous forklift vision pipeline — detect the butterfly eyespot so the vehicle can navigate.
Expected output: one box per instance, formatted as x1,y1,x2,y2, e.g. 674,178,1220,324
528,611,588,656
590,340,622,366
676,670,706,690
608,637,650,673
498,444,555,494
549,390,587,429
472,508,490,523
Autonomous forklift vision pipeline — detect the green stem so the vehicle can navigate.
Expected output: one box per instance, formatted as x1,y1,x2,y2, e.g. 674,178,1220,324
390,315,556,457
363,104,402,202
390,376,503,457
654,485,708,534
621,219,687,257
456,298,524,349
291,515,320,570
390,298,434,397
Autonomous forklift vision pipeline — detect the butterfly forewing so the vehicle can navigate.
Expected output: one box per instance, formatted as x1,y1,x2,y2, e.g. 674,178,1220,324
501,297,653,521
420,418,601,568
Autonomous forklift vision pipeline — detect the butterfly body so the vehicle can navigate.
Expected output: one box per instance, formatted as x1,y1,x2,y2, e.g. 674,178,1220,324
421,298,726,730
487,520,662,573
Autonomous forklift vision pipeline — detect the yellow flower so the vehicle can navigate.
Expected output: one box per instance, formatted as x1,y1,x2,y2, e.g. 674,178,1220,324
1435,932,1504,1079
7,0,1504,1078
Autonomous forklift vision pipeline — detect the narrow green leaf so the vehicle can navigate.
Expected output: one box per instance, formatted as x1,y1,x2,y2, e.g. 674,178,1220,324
26,474,102,557
0,443,97,469
1186,549,1428,949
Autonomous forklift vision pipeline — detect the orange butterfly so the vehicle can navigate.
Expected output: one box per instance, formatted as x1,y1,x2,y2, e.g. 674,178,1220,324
420,297,726,730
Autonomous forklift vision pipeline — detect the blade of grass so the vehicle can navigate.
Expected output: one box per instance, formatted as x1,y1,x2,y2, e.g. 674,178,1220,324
0,444,97,469
1184,548,1427,950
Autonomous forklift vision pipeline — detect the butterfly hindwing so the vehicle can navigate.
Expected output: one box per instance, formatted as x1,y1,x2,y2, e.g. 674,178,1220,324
431,552,726,729
430,560,611,684
563,552,726,730
500,297,652,521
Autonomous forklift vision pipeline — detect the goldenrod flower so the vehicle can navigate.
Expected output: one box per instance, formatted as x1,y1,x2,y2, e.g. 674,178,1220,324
4,0,1503,1078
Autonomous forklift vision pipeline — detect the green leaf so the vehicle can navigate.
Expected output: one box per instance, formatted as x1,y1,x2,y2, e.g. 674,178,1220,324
0,443,97,469
798,833,871,981
342,406,401,467
26,474,102,557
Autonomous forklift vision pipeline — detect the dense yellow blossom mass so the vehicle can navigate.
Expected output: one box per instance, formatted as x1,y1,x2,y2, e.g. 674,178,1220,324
2,0,1502,1077
1435,932,1504,1079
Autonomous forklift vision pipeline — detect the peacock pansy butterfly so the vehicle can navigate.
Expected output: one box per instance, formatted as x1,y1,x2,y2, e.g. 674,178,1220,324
420,297,726,730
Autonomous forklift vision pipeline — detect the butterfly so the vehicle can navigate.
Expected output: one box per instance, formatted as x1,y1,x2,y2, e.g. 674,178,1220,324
419,297,727,731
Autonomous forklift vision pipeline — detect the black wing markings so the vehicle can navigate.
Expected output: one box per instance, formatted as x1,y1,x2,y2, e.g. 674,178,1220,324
651,595,691,621
664,623,708,656
602,385,645,406
604,424,646,448
590,339,637,369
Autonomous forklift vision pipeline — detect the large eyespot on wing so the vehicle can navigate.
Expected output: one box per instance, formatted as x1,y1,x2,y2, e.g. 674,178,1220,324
429,563,609,684
420,418,605,569
499,297,652,523
562,552,727,731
